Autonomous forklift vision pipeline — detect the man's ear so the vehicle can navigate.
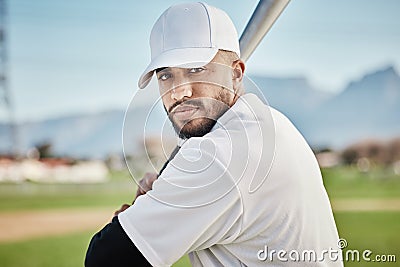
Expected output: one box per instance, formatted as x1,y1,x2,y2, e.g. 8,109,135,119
232,59,245,90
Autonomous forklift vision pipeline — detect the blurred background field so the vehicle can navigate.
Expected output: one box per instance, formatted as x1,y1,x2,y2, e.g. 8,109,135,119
0,167,399,267
0,0,399,266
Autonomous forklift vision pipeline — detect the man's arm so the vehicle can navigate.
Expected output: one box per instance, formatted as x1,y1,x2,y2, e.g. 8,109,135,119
85,146,181,266
85,216,151,267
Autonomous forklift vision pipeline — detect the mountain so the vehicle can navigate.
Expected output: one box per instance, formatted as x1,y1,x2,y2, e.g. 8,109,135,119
249,66,400,149
309,66,400,148
249,75,333,114
0,110,125,158
0,65,399,158
0,105,169,158
248,75,333,136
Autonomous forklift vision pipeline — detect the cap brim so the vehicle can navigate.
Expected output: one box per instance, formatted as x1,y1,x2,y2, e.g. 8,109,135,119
138,47,219,89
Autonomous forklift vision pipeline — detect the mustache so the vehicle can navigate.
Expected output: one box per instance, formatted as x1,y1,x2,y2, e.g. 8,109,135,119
167,98,204,114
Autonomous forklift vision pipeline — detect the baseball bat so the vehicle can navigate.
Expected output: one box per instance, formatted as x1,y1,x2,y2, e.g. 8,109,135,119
239,0,291,62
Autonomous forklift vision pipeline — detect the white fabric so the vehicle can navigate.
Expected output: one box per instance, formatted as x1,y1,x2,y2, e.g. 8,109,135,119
138,2,240,89
119,94,342,266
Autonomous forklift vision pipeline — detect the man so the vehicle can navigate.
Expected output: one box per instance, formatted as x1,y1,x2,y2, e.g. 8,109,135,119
86,2,342,266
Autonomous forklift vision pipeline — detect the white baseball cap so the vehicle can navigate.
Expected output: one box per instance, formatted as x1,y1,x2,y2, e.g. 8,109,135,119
138,2,240,89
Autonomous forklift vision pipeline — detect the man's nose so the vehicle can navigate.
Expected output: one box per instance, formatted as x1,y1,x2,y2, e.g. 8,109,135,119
171,82,193,101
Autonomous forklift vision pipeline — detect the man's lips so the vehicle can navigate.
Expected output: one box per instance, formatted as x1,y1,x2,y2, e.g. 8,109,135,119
172,104,198,113
171,104,200,120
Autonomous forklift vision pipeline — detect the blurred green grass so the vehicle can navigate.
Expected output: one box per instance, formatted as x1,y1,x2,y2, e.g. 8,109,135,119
0,167,399,212
322,166,400,199
0,232,190,267
0,212,397,267
335,212,399,266
0,231,93,267
0,167,399,266
0,171,135,211
0,230,191,267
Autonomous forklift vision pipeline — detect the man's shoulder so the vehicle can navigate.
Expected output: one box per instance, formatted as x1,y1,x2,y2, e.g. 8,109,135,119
179,134,229,160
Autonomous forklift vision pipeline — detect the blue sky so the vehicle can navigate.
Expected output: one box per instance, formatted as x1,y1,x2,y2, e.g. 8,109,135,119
3,0,400,122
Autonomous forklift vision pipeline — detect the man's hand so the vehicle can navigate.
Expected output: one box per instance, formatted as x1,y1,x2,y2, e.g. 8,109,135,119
113,172,158,217
134,172,158,201
113,204,130,216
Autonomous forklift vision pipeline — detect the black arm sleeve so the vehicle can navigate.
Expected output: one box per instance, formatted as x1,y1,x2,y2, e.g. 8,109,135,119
85,216,152,267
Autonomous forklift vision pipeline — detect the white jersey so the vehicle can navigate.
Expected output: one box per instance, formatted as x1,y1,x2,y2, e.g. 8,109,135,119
119,93,343,267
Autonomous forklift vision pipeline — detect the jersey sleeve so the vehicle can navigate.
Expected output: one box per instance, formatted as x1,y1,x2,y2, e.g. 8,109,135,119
85,216,152,267
118,137,243,267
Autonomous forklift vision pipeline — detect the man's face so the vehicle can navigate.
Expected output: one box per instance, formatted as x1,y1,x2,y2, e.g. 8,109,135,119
157,53,237,139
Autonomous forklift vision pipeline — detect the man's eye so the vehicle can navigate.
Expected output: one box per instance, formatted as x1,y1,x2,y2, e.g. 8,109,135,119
158,73,171,81
189,67,205,73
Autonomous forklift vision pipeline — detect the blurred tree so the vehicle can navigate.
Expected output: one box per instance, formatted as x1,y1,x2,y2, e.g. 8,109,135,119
36,142,53,158
388,138,400,164
341,138,400,166
341,147,358,165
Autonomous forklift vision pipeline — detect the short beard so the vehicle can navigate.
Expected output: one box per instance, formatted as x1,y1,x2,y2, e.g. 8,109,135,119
165,89,232,139
175,117,217,139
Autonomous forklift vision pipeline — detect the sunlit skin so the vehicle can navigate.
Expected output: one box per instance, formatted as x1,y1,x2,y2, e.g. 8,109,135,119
157,51,245,139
